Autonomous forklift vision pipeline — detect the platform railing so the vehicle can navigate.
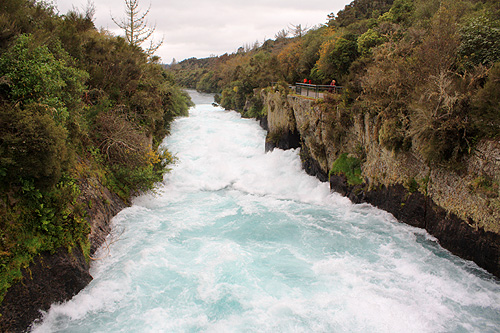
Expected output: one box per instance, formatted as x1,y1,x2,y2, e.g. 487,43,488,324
294,83,343,99
269,82,343,99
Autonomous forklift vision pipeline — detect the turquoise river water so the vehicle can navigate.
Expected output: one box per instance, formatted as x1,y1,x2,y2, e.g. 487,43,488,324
32,91,500,332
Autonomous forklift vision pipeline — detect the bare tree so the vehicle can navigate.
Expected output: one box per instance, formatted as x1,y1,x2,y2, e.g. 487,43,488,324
111,0,163,55
82,0,95,21
275,28,289,40
288,23,310,38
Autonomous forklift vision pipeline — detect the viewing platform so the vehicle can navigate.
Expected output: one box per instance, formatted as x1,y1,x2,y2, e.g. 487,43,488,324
272,82,343,99
294,83,343,99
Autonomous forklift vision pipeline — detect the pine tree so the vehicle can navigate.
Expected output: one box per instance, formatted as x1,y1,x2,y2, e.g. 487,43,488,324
111,0,163,55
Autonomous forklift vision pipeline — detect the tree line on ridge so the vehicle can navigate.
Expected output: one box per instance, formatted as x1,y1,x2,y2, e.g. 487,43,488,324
171,0,500,166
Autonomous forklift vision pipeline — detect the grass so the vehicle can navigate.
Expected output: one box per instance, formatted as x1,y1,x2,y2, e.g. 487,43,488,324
329,153,363,186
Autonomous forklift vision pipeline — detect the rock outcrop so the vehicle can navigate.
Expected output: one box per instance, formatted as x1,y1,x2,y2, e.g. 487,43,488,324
262,89,500,278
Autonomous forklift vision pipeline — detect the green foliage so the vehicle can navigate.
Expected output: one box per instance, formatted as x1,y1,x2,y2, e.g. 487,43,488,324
411,0,440,25
219,80,249,111
0,34,88,125
0,0,58,50
405,177,419,193
329,37,360,79
315,33,360,82
332,0,394,28
378,117,411,152
329,153,363,185
412,111,471,166
471,62,500,138
0,102,69,189
168,57,218,90
196,71,220,93
297,28,327,78
469,174,499,198
458,14,500,68
163,73,193,119
0,175,90,303
108,163,160,198
409,6,472,164
358,28,385,56
0,0,191,304
378,0,415,25
243,94,265,118
171,0,499,168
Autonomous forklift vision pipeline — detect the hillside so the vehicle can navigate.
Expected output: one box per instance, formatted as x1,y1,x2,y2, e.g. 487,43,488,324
170,0,500,276
0,0,192,330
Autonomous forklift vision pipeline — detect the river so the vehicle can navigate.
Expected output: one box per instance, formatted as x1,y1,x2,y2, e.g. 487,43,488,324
32,90,500,332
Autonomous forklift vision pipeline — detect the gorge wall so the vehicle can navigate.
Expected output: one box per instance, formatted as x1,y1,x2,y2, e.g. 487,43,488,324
262,89,500,278
0,171,126,332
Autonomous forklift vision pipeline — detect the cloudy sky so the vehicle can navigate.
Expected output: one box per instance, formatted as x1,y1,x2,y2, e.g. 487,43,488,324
54,0,352,64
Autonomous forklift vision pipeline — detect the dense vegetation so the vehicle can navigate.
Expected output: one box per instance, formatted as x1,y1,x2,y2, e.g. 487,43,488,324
171,0,500,165
0,0,192,302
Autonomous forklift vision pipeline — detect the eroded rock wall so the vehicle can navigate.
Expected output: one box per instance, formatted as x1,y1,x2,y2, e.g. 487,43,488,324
262,90,500,277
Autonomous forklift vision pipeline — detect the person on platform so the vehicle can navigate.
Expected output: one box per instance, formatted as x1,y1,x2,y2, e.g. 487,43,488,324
329,79,336,92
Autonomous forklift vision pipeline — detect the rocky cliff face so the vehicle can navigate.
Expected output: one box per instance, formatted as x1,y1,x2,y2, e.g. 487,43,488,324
0,173,126,332
262,90,500,278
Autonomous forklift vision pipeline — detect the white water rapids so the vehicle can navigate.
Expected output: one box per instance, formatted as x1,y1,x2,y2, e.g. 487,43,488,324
33,90,500,332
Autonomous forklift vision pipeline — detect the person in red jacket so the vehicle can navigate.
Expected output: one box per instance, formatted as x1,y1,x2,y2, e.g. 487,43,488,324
329,79,336,92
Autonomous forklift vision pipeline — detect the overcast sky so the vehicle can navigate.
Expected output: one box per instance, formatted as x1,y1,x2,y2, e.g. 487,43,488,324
54,0,352,64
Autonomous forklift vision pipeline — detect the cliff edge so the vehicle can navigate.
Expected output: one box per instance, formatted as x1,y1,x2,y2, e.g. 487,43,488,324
263,89,500,278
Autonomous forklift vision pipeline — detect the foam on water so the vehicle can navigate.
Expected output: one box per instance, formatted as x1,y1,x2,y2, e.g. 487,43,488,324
32,91,500,332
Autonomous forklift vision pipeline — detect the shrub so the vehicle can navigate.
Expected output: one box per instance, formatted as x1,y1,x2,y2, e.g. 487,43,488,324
0,174,90,303
358,28,386,56
458,15,500,68
378,117,411,152
243,94,265,118
329,153,363,185
0,34,88,125
378,0,415,26
471,62,500,138
92,110,149,167
405,177,419,193
0,103,68,189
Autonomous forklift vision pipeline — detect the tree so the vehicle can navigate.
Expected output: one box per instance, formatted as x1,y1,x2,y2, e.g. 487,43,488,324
357,28,385,56
275,28,289,40
112,0,163,55
316,35,359,81
289,23,310,37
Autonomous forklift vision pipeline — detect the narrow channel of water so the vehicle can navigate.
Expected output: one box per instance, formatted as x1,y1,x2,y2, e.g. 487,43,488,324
33,91,500,332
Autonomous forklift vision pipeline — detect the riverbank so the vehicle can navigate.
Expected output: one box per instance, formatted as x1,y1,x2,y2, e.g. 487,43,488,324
261,89,500,278
0,174,126,332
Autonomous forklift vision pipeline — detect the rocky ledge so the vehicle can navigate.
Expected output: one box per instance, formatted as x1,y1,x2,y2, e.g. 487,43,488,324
262,89,500,279
329,174,500,277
